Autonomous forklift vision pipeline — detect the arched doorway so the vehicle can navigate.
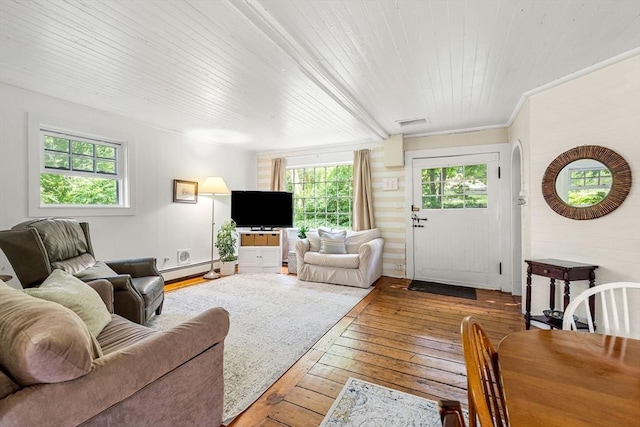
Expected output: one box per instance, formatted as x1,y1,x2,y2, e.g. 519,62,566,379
511,142,523,296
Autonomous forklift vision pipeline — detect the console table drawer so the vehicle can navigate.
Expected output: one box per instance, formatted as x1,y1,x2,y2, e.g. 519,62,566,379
530,264,565,280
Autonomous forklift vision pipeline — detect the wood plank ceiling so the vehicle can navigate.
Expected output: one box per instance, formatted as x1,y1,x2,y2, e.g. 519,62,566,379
1,0,638,151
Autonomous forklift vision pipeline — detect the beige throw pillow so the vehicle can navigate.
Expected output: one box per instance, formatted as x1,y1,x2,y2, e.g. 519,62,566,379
319,229,347,254
25,269,112,338
0,282,100,386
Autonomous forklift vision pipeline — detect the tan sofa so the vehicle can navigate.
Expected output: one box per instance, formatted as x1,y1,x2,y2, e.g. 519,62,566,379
0,278,229,427
295,228,384,288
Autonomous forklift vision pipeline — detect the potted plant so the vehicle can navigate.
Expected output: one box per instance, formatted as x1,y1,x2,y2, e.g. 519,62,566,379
215,219,237,276
297,225,309,239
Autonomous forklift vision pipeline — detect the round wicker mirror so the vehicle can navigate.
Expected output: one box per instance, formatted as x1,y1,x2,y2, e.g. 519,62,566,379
542,145,632,220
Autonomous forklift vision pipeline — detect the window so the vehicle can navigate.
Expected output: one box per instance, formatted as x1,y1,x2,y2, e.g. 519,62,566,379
28,114,134,217
286,164,353,229
39,129,124,206
421,163,488,209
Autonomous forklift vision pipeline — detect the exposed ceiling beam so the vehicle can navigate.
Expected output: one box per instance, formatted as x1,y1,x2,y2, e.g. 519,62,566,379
224,0,390,142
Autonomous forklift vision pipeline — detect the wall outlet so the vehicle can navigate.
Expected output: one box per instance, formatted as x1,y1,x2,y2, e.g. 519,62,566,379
395,263,404,270
177,249,192,266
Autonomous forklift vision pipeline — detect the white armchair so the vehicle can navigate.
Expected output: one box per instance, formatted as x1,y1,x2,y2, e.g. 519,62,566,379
295,228,384,288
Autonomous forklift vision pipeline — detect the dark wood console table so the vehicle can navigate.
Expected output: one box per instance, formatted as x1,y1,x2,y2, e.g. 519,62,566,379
524,259,598,330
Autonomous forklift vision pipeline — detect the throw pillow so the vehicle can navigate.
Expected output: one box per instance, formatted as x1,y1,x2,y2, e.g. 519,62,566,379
318,229,347,240
0,281,101,386
25,269,112,338
306,231,321,252
307,227,334,252
319,229,347,254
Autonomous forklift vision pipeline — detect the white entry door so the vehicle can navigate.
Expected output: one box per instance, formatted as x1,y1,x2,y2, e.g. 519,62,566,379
412,153,500,289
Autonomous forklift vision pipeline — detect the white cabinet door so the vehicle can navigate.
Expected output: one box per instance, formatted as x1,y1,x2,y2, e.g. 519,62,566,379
238,247,262,267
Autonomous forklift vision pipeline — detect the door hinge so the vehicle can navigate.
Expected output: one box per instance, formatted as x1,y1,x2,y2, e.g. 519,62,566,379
499,262,502,275
498,166,501,179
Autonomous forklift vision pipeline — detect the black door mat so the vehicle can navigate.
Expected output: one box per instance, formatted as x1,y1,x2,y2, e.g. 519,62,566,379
408,280,477,300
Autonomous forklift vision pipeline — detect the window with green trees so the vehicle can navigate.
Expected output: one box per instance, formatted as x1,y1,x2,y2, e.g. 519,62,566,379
421,163,488,209
40,131,122,206
286,164,353,229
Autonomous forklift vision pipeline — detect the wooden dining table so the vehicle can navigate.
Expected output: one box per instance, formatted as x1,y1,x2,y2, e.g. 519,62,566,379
498,329,640,427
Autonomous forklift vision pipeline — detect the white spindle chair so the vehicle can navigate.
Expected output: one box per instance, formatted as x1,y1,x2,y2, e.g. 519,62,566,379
563,282,640,338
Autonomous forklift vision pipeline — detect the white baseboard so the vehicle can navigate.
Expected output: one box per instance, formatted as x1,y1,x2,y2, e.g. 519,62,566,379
160,261,212,282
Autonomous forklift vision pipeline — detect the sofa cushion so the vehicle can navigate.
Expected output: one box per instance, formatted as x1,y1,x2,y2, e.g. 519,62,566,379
75,260,119,281
319,229,347,254
24,269,112,338
52,252,97,275
304,252,359,269
0,281,101,386
345,228,382,254
0,370,20,400
97,314,157,355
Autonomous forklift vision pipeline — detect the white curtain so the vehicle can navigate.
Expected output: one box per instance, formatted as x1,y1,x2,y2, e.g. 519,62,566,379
270,158,286,191
353,149,375,231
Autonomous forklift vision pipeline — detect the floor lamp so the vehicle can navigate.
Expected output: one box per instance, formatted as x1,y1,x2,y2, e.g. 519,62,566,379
201,176,230,279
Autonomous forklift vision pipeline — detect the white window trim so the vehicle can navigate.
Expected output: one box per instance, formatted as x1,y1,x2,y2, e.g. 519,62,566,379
28,113,136,217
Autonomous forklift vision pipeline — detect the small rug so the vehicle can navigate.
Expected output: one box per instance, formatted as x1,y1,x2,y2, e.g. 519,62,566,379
321,378,469,427
146,274,371,425
408,280,477,300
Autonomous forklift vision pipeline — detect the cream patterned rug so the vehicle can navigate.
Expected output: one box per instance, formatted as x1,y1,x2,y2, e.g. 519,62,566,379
147,274,371,425
321,378,469,427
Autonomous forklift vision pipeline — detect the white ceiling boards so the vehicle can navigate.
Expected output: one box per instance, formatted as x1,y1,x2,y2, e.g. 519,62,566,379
1,0,638,152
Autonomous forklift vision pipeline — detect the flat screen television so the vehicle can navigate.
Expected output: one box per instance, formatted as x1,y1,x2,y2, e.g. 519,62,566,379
231,191,294,229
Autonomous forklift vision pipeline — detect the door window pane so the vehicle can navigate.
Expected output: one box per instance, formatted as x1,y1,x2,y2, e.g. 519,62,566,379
421,163,488,209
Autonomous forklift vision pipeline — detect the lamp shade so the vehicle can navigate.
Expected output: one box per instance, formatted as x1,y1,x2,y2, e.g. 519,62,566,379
201,177,230,195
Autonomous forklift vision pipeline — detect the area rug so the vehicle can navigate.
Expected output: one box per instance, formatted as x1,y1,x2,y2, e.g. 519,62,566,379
408,280,477,300
146,274,371,425
321,378,469,427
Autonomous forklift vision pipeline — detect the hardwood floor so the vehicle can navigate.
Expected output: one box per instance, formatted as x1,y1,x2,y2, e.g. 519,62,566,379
210,274,524,427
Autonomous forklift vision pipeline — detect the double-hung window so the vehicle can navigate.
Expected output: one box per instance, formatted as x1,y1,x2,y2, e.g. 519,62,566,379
286,164,353,229
41,130,122,205
29,120,132,216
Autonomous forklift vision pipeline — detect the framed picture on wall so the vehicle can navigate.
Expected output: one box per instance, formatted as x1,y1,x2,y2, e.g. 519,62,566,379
173,179,198,203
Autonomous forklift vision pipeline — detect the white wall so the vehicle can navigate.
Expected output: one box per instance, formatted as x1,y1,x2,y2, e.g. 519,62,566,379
0,84,256,283
519,55,640,315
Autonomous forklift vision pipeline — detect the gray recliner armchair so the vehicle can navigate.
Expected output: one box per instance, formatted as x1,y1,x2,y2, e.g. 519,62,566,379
0,218,164,324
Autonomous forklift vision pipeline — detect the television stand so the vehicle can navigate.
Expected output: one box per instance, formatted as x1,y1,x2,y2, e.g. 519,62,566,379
237,229,282,274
